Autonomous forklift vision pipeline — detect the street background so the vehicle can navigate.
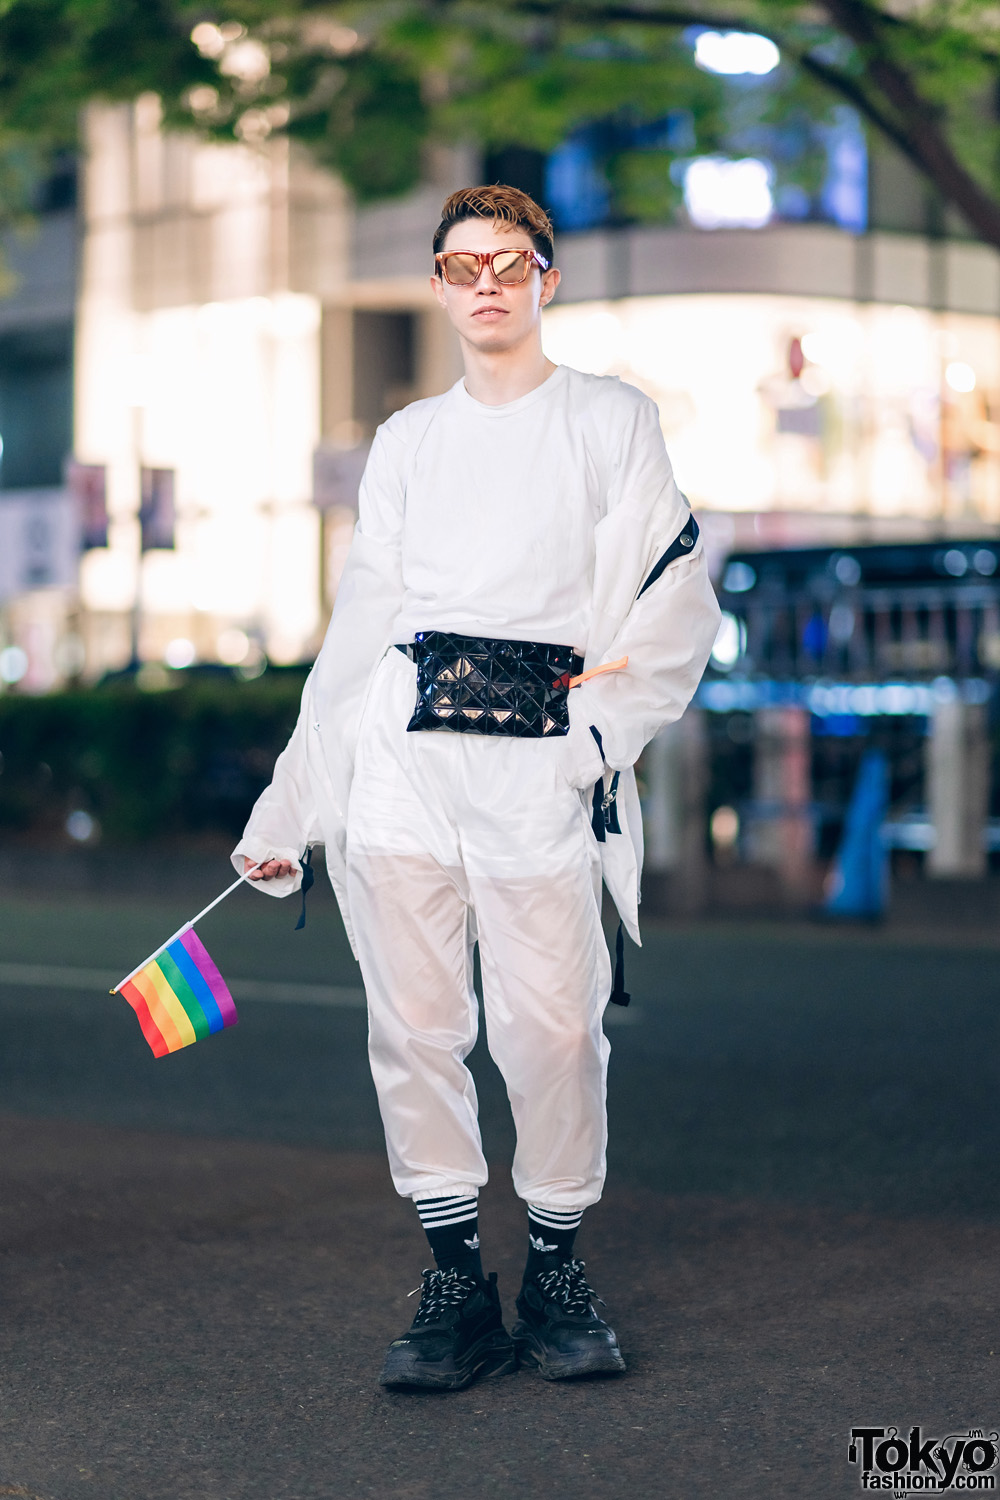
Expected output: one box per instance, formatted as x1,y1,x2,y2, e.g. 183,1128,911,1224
1,861,998,1499
4,0,1000,1493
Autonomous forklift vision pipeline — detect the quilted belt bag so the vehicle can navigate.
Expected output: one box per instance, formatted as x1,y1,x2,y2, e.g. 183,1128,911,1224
397,631,584,739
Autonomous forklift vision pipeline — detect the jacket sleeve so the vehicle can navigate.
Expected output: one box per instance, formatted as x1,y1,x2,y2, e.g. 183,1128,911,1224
230,682,320,895
231,420,406,896
570,397,722,774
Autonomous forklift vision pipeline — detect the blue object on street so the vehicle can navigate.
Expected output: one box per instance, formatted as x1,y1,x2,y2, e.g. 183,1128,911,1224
823,748,889,918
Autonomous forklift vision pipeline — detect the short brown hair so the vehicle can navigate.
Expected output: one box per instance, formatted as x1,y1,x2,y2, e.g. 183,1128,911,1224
433,184,555,269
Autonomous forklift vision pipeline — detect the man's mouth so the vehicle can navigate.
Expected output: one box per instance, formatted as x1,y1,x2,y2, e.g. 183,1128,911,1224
472,307,507,318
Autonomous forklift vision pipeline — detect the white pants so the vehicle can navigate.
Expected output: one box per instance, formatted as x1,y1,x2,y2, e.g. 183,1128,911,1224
346,647,612,1212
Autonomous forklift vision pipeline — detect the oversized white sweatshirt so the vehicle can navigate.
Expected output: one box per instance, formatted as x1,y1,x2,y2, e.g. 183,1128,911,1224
387,364,597,648
233,365,721,949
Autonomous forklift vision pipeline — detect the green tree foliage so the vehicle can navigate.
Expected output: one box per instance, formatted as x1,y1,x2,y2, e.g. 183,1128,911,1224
0,0,1000,242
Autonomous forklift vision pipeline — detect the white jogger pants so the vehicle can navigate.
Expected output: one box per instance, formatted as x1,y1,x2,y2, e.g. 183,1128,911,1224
346,646,612,1212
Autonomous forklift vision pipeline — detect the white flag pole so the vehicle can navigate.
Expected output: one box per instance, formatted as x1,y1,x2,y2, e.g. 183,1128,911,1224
110,863,262,994
111,922,193,994
186,868,259,929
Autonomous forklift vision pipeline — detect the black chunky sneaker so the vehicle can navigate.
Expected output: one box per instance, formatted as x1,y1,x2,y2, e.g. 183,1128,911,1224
513,1258,626,1381
379,1267,516,1391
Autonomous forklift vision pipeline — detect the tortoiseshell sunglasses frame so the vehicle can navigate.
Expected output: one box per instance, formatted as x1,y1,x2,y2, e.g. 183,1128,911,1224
434,248,551,285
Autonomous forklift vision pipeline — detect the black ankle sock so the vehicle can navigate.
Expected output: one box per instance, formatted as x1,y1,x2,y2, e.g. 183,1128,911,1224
524,1204,584,1281
415,1195,484,1280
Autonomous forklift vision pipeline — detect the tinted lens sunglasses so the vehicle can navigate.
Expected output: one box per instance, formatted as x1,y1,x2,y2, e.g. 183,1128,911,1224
434,248,551,286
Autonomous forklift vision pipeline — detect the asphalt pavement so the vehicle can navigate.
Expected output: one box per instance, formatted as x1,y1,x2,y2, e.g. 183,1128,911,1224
1,868,999,1499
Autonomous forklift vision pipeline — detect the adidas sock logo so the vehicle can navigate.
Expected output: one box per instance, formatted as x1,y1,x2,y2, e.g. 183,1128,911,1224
525,1203,584,1278
414,1194,483,1279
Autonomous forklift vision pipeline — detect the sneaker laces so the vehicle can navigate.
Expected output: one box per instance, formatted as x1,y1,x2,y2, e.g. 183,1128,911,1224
407,1267,480,1326
535,1257,604,1315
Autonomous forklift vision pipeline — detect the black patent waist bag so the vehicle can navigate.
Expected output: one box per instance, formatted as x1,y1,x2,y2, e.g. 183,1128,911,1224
399,631,583,739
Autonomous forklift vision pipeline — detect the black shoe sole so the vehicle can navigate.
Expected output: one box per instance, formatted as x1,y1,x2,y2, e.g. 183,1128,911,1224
512,1322,627,1381
379,1329,517,1391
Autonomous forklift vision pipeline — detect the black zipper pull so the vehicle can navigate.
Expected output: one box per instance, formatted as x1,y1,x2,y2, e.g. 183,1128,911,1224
602,771,621,835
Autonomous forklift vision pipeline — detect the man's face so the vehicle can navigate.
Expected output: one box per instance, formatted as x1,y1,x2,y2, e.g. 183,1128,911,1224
430,217,559,354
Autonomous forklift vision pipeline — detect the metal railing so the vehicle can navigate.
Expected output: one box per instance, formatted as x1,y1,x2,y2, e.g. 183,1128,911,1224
717,541,1000,683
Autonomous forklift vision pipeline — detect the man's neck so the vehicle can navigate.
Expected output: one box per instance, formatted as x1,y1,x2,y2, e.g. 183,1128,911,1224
461,343,557,407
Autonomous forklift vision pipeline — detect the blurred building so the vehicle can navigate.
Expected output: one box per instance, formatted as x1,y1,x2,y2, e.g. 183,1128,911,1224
533,148,1000,905
4,50,1000,898
2,65,998,687
0,101,470,686
69,98,464,678
0,155,78,692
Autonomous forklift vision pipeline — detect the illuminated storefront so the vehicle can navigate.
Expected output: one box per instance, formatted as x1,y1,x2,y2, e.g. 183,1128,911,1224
76,291,324,670
58,101,453,682
543,294,1000,525
5,87,1000,691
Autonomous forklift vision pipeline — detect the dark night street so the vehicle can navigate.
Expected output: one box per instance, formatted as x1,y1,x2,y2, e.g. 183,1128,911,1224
1,867,998,1499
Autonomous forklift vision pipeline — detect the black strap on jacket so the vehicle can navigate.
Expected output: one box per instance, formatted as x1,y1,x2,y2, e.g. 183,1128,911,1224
591,521,699,1005
295,846,315,930
588,726,622,842
636,515,699,599
609,921,631,1008
590,726,607,842
589,727,631,1007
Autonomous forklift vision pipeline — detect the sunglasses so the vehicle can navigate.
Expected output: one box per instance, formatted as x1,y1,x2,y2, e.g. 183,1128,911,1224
434,247,551,286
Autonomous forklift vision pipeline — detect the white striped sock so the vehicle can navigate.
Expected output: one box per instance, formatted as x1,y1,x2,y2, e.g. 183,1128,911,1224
528,1204,584,1231
415,1194,479,1230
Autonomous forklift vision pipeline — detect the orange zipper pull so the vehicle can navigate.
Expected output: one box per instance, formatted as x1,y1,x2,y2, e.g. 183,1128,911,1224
567,655,628,689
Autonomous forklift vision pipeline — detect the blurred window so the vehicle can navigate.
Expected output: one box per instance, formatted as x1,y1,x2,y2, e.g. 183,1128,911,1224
483,146,548,209
532,74,868,233
0,323,72,489
545,134,610,231
352,311,416,434
33,153,77,214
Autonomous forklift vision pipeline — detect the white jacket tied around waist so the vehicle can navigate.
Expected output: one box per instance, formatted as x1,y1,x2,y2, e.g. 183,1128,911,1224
232,366,722,955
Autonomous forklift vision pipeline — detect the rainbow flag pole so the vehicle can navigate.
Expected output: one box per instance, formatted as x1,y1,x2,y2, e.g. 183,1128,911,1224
111,864,260,1058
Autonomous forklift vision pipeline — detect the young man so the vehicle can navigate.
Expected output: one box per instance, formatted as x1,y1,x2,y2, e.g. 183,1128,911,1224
233,184,720,1389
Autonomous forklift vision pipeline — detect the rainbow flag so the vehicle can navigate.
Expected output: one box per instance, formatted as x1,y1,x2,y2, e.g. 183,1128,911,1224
117,925,238,1058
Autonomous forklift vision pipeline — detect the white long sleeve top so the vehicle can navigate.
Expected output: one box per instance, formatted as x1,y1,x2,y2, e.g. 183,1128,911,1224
387,363,598,648
233,365,721,951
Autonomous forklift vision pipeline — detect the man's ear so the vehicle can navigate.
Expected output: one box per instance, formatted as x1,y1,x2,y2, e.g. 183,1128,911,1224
539,266,561,309
430,272,447,309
